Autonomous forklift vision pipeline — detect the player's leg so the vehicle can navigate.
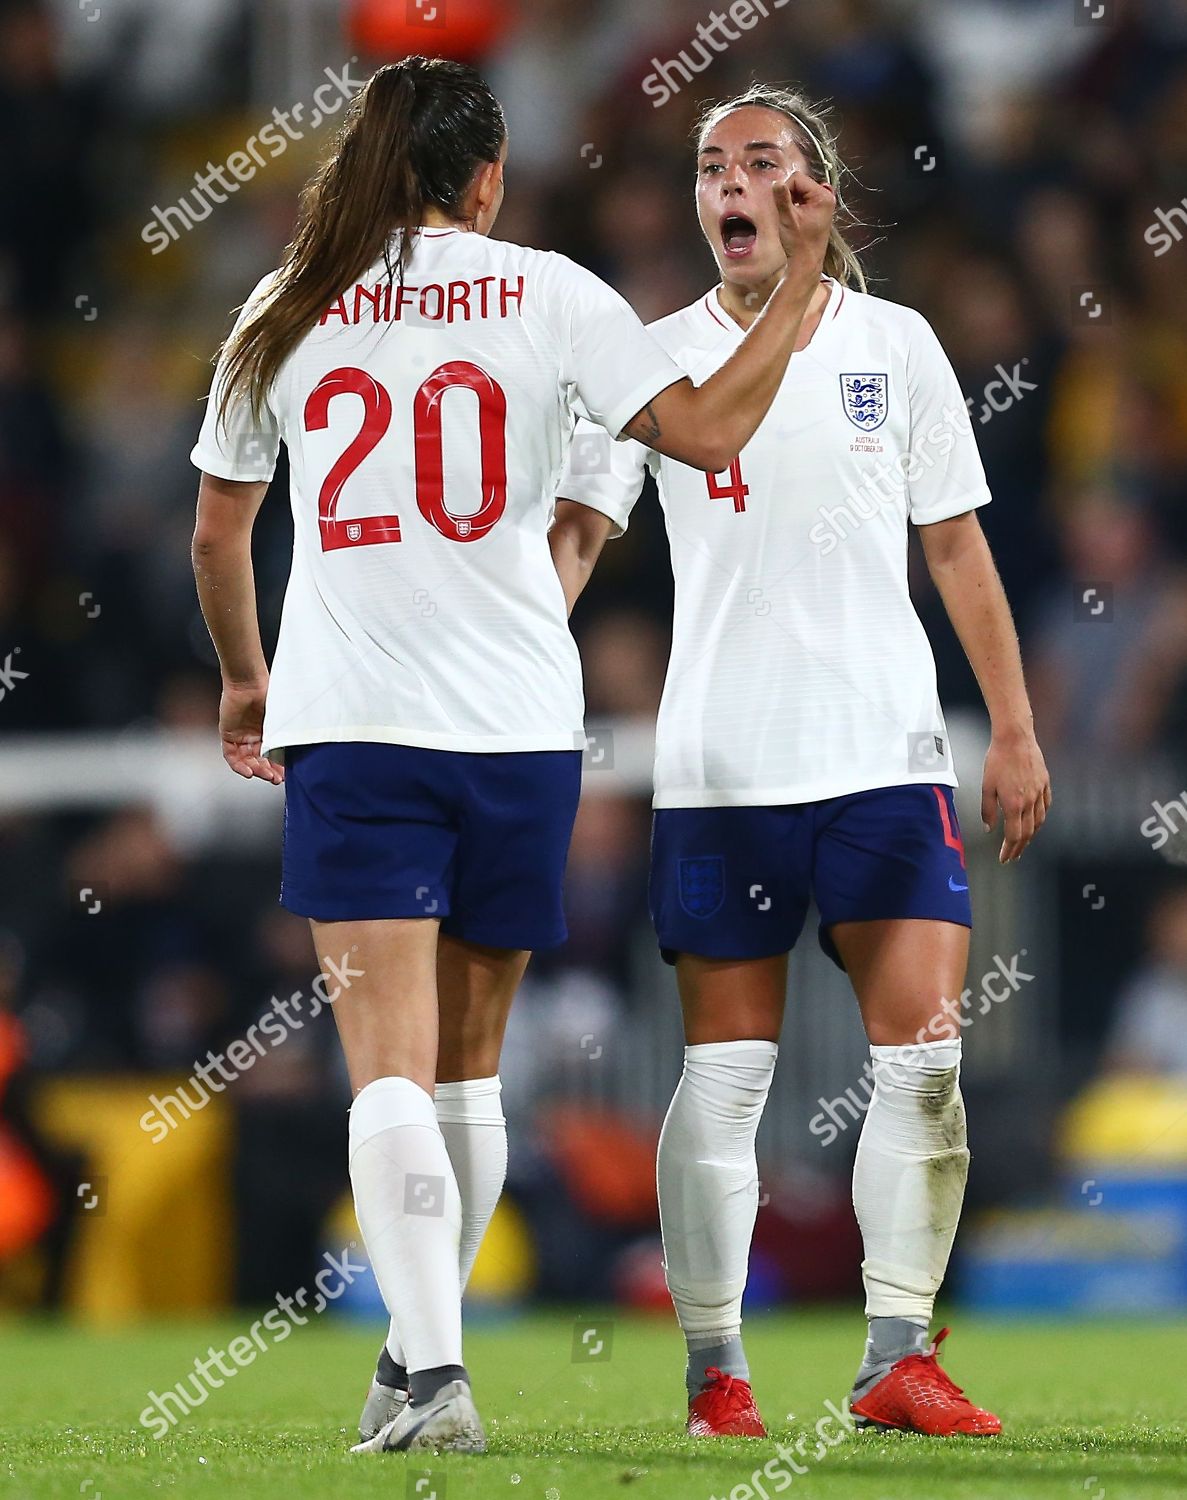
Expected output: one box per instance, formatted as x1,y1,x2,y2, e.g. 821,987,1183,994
830,919,971,1377
367,936,525,1432
816,785,998,1435
432,747,579,1294
281,743,484,1453
362,746,580,1444
434,935,524,1285
660,952,784,1435
650,805,809,1436
317,916,484,1453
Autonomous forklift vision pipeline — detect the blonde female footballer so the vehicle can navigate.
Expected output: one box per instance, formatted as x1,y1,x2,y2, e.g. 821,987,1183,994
554,84,1050,1439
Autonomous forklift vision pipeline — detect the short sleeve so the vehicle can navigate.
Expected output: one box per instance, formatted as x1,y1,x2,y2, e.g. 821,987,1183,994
558,418,650,538
190,273,282,482
550,256,682,441
904,313,992,526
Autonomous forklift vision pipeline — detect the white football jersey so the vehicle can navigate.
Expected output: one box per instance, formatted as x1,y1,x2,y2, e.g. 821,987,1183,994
192,227,681,759
560,280,992,808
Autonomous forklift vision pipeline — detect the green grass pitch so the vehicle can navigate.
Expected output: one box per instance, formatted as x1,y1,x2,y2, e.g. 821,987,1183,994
3,1309,1186,1499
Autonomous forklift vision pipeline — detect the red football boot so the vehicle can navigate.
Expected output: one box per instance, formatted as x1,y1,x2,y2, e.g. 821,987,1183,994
850,1327,1001,1436
686,1366,767,1437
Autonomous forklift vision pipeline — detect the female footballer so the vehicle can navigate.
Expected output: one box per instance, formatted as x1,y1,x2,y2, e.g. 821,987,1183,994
554,84,1050,1438
189,60,835,1454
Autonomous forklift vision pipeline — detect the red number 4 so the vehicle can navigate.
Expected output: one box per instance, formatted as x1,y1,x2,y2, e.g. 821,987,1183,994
706,457,748,513
303,362,508,552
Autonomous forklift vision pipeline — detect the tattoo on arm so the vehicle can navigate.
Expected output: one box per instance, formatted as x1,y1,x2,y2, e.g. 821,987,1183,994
625,402,661,445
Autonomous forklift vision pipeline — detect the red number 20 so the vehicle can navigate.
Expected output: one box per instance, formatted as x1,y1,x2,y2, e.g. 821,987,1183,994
303,368,398,551
414,362,507,542
303,362,508,551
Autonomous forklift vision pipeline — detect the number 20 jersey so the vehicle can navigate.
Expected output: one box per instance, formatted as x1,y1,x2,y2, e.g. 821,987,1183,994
191,227,680,759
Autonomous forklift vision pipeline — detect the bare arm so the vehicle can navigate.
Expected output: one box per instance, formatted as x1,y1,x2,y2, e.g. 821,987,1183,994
549,501,617,616
192,473,283,783
919,510,1050,862
622,173,835,472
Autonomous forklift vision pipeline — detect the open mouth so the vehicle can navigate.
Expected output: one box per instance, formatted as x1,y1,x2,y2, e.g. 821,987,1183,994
720,213,758,258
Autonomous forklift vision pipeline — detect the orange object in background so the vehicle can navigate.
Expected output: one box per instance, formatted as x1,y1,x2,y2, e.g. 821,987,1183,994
350,0,513,64
0,1014,54,1257
0,1134,54,1257
543,1105,660,1227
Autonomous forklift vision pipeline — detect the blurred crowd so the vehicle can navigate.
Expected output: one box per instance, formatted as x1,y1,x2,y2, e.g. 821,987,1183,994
3,0,1187,1301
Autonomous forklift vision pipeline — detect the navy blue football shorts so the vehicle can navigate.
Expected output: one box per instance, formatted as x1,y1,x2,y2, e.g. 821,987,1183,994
649,783,972,969
281,742,582,949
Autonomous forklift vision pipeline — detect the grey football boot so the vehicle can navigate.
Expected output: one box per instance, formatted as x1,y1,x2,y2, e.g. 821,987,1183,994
352,1379,486,1455
358,1378,409,1442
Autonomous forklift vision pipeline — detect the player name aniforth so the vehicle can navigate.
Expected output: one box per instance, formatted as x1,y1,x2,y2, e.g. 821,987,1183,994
320,275,525,327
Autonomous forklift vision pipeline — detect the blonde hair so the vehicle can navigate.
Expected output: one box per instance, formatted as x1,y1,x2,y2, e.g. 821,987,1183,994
696,84,867,293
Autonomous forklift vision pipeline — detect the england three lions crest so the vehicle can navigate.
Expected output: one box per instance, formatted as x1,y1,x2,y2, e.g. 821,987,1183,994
839,373,888,431
677,856,725,919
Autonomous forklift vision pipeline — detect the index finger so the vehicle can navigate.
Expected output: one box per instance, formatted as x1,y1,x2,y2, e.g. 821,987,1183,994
1000,797,1035,863
789,172,836,206
999,796,1025,863
224,748,255,780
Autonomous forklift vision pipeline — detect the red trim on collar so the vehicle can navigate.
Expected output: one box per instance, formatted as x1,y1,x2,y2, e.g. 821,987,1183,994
704,277,838,330
704,291,731,331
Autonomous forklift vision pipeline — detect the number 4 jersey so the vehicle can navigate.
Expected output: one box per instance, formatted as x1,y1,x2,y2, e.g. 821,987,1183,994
191,227,681,759
559,280,993,809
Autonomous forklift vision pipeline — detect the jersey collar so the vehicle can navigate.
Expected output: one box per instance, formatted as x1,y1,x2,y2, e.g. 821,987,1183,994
703,277,842,347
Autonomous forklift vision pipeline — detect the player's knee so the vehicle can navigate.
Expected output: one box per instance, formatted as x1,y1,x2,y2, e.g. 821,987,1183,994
436,1032,502,1083
681,994,783,1046
863,1011,944,1048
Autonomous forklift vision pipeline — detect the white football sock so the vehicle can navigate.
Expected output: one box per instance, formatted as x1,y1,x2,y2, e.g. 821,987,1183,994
657,1040,778,1339
385,1076,507,1370
348,1076,463,1377
852,1037,969,1324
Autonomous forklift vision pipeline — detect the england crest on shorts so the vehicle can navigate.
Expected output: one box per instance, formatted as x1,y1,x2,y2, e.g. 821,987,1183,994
678,856,725,919
839,373,888,431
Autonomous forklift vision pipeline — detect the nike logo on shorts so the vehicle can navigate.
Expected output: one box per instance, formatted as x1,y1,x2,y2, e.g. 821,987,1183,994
949,876,969,892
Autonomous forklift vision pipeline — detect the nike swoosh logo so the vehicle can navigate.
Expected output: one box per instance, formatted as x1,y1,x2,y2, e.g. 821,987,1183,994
385,1405,437,1450
949,876,969,892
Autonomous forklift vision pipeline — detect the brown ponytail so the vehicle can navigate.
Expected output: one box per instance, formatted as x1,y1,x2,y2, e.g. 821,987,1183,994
217,56,505,424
